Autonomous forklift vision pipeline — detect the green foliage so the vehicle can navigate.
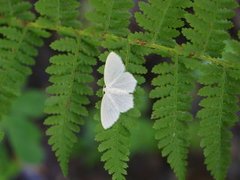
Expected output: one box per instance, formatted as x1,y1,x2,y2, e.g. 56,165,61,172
197,64,239,180
87,0,133,36
88,1,148,179
0,0,35,23
94,40,147,180
136,1,194,179
44,36,98,176
35,0,81,28
150,57,194,180
1,90,45,164
0,0,49,125
0,0,239,180
183,0,238,57
197,40,240,180
0,145,19,179
0,90,44,179
135,0,191,46
35,0,99,176
182,1,239,180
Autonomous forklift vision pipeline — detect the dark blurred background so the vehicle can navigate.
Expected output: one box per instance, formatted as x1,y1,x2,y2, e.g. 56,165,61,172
0,0,240,180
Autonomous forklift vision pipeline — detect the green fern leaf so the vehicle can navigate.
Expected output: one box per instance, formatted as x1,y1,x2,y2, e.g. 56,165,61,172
135,1,194,179
0,0,49,121
150,57,194,180
0,0,35,23
222,40,240,73
135,0,191,46
0,23,49,120
35,0,81,28
87,0,133,36
44,36,98,176
197,63,239,180
182,1,239,179
197,39,240,180
183,0,238,57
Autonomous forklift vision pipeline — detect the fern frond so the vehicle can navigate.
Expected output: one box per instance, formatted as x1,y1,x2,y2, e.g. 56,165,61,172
222,40,240,74
0,24,49,119
183,0,238,57
0,0,35,23
87,0,133,36
135,0,191,46
95,120,130,180
150,56,194,180
44,36,98,176
182,1,239,179
197,63,239,180
197,39,240,180
0,0,49,120
135,1,195,179
35,0,81,28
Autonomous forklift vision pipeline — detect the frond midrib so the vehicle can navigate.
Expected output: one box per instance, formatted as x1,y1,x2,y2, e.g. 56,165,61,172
60,38,80,125
8,20,239,69
214,67,226,178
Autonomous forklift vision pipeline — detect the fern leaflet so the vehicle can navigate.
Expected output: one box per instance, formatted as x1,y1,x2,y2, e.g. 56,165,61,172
35,0,81,28
87,0,133,36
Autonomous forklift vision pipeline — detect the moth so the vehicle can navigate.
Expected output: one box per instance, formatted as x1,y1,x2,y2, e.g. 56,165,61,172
101,52,137,129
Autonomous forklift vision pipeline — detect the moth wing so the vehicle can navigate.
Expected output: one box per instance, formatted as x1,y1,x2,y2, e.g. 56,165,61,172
111,93,134,113
111,72,137,93
104,52,125,86
101,93,120,129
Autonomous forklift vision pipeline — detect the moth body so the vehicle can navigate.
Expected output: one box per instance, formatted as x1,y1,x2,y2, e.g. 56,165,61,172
103,87,129,95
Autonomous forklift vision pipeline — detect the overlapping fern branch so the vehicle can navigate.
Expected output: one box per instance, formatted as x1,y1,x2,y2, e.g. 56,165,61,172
183,1,239,179
197,64,239,180
0,0,49,121
197,40,240,180
136,1,194,179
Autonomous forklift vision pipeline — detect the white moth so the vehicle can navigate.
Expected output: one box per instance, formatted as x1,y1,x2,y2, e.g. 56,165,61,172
101,52,137,129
